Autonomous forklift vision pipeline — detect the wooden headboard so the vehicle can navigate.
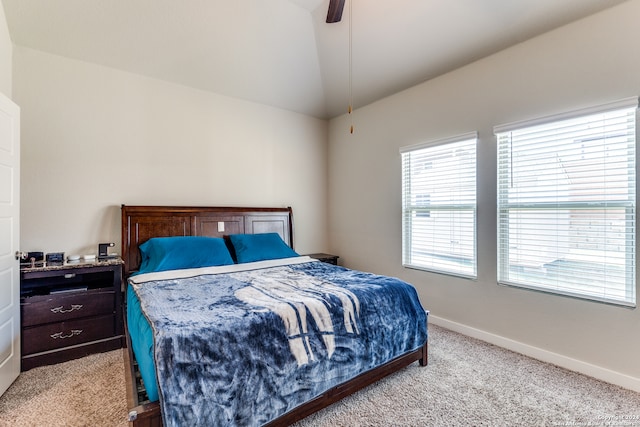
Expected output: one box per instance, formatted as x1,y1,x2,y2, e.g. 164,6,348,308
121,205,294,276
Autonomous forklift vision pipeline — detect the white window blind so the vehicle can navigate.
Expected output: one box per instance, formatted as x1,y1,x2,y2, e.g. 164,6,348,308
495,98,637,306
400,133,477,278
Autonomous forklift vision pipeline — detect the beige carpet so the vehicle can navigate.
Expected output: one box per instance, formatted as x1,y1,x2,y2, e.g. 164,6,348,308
0,350,127,427
1,325,639,426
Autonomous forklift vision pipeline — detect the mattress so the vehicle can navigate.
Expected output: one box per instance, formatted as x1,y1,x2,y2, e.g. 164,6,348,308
127,284,159,401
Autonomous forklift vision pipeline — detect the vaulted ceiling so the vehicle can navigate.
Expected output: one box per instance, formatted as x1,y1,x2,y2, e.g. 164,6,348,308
1,0,629,119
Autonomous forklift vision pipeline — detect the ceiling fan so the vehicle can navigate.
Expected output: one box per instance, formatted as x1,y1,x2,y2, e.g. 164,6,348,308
326,0,346,23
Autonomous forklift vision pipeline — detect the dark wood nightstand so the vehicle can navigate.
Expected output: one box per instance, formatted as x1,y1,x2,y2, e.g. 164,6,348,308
305,253,339,265
20,259,124,370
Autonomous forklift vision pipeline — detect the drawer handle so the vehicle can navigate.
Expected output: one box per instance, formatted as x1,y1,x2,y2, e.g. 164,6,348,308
50,329,83,340
50,304,83,314
64,273,76,279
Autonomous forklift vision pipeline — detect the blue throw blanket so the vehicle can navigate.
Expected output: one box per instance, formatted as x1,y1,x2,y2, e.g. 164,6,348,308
129,257,427,426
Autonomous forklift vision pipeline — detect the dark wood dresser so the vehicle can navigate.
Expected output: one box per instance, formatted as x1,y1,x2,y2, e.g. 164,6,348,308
20,259,124,370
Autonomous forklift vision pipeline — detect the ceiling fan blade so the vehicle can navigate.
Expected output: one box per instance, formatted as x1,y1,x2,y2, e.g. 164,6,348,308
326,0,346,23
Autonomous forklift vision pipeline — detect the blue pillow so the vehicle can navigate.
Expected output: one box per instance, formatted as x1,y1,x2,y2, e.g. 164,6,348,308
228,233,299,263
137,236,234,274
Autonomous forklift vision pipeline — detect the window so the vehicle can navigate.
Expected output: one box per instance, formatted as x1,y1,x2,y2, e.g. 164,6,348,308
400,133,477,278
495,98,637,306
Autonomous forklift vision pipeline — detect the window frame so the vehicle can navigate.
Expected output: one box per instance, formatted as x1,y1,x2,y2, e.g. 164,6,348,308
400,132,478,279
494,97,638,307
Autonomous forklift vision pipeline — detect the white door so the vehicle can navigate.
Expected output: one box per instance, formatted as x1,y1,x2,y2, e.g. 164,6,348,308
0,92,20,396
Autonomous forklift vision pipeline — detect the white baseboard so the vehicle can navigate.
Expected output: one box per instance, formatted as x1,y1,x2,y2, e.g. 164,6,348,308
429,315,640,393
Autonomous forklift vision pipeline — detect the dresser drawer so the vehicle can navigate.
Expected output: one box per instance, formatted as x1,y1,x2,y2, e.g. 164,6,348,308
22,314,116,355
21,289,115,327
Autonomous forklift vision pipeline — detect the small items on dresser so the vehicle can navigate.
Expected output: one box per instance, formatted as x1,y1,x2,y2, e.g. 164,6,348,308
45,252,64,266
18,251,44,268
67,254,97,263
98,242,118,260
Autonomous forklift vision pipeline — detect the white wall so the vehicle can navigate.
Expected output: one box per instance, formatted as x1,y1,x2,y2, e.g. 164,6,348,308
14,47,328,257
328,0,640,390
0,3,12,97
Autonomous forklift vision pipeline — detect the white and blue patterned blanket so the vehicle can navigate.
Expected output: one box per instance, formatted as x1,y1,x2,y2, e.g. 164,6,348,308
129,257,428,426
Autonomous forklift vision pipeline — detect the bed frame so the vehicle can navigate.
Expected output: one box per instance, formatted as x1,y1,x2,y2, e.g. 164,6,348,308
121,205,428,427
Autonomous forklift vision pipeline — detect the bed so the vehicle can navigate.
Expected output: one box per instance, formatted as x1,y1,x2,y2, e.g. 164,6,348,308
121,205,428,427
